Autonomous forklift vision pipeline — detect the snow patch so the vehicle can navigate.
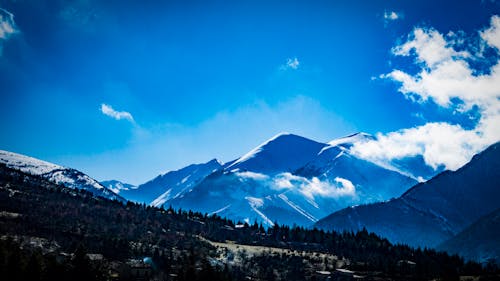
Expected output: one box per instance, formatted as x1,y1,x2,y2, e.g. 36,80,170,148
245,196,264,208
181,175,190,184
150,188,172,207
209,204,232,215
248,203,274,227
278,194,318,222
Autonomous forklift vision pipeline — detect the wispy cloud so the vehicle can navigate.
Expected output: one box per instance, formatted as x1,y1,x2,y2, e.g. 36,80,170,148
0,8,17,39
281,57,300,70
353,15,500,172
0,8,18,55
100,103,134,123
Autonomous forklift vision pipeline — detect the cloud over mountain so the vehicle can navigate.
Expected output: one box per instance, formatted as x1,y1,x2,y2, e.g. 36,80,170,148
352,15,500,172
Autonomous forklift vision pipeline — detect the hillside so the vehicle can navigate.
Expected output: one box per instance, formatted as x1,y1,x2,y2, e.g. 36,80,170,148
1,163,495,280
438,208,500,264
315,142,500,248
0,150,124,202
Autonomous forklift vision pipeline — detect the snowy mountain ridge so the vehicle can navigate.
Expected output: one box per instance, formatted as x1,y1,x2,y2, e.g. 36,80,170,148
225,133,327,175
141,132,419,227
120,158,223,206
100,180,137,194
0,150,125,202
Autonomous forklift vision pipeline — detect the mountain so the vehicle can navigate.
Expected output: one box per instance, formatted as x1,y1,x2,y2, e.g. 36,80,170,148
1,162,488,281
0,150,124,202
162,133,417,227
315,141,500,248
438,208,500,264
122,159,222,205
100,180,137,194
225,133,327,174
296,139,415,202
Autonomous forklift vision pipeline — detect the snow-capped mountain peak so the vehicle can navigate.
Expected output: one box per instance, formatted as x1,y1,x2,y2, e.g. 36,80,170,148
226,132,292,169
225,133,327,174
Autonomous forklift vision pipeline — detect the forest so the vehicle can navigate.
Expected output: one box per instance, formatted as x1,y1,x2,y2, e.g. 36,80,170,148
0,163,498,281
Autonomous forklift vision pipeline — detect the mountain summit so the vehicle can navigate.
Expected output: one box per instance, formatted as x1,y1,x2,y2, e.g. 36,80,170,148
225,133,327,174
126,133,417,226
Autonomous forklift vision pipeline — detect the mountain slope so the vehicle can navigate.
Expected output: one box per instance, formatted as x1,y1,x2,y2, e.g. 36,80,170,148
225,133,327,174
123,159,222,205
1,162,490,281
296,144,415,202
165,133,416,227
0,150,124,202
315,142,500,248
438,208,500,264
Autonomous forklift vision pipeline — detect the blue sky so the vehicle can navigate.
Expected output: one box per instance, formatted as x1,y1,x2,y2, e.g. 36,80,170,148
0,0,499,184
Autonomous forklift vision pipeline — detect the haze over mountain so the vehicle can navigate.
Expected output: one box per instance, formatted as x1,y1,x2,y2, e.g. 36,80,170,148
120,159,223,206
315,141,500,250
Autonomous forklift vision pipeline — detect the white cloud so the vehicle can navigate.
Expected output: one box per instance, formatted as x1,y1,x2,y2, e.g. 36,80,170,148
271,173,356,200
281,57,300,70
0,8,17,39
383,10,403,27
352,123,480,170
384,11,401,21
0,8,18,55
100,103,134,122
353,15,500,172
481,15,500,50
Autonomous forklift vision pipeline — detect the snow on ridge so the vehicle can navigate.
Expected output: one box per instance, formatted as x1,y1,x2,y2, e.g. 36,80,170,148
245,196,264,208
180,175,191,184
226,132,292,169
244,196,275,226
209,204,231,215
0,150,63,175
151,188,172,207
278,193,318,222
0,150,122,201
327,132,373,148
